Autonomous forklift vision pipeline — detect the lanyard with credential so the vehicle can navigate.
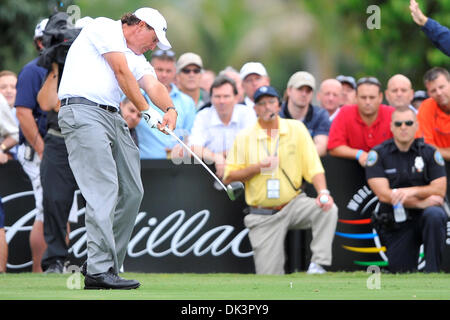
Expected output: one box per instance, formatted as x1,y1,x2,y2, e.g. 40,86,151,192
262,135,302,192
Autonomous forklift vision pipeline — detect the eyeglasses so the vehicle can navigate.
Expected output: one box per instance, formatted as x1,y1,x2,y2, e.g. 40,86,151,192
152,49,176,58
393,120,414,127
356,77,382,88
181,68,201,74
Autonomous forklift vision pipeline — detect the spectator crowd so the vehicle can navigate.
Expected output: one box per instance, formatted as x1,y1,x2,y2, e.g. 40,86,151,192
0,0,449,276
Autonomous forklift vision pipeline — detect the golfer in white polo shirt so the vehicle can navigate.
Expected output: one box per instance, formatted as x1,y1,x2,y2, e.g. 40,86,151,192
58,8,177,289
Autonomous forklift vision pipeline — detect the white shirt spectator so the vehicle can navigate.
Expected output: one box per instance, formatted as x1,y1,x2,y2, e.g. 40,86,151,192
0,93,19,142
58,17,155,108
189,103,257,153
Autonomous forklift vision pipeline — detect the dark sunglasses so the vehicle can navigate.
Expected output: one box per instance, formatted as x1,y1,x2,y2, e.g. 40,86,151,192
181,68,201,74
152,49,176,58
393,120,414,127
356,76,381,88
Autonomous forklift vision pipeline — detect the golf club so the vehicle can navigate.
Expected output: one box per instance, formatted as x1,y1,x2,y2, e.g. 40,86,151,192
163,125,244,201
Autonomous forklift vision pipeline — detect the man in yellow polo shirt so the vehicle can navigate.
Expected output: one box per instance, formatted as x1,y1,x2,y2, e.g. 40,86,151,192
223,85,338,275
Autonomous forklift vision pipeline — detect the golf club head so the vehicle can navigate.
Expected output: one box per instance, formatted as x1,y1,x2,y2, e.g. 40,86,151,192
226,181,245,201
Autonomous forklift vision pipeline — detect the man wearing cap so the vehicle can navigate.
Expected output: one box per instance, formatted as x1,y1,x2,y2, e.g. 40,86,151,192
14,18,49,273
224,85,338,275
317,79,343,122
385,74,416,114
58,8,177,289
336,75,357,106
239,62,270,108
412,90,428,110
280,71,331,157
136,50,196,158
328,77,394,167
175,52,210,111
416,67,450,161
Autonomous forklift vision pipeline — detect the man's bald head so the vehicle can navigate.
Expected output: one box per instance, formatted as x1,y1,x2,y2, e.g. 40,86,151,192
317,79,342,116
385,74,414,110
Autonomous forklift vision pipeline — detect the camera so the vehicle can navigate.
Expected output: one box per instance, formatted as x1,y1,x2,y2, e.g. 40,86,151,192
37,12,81,71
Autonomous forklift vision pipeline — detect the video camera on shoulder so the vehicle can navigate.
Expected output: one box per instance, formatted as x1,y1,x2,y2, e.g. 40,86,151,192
37,12,81,71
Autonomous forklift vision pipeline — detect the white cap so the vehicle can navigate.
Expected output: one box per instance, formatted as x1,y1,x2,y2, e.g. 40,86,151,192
239,62,268,80
75,16,94,29
134,7,171,50
34,18,49,39
176,52,203,73
287,71,316,90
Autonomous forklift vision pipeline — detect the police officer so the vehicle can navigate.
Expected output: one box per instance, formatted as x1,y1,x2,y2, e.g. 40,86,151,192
365,108,448,273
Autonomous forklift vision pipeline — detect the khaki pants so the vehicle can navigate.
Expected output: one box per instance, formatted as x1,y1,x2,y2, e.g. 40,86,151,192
244,193,338,275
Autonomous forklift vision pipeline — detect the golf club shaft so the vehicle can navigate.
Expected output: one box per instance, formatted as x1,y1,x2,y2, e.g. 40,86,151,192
164,126,228,192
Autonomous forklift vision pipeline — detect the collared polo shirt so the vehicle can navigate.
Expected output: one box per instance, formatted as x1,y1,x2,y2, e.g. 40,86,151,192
137,84,196,159
189,103,257,153
224,117,324,207
327,104,394,152
58,17,156,108
279,102,331,137
416,98,450,148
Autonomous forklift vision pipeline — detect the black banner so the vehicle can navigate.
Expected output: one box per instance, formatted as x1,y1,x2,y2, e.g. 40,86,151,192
1,157,449,273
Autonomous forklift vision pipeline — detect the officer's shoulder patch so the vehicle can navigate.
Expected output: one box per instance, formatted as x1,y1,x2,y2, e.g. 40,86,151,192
366,150,378,167
434,150,445,166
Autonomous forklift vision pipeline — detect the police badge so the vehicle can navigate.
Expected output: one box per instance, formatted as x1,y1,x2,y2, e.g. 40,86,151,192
414,156,424,172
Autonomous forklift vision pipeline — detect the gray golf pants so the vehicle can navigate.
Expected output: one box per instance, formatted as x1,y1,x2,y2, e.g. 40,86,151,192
244,193,338,274
58,104,143,275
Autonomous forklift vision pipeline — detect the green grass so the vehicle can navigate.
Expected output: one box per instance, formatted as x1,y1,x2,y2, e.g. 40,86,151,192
0,272,449,300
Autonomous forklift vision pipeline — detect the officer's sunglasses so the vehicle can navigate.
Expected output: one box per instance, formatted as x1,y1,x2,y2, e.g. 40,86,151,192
393,120,414,127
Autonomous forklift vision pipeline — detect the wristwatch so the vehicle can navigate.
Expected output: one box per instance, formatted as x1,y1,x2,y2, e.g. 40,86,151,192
0,143,6,152
166,107,178,115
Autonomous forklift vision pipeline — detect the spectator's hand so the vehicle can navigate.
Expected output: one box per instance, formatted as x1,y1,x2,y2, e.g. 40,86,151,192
170,144,185,159
422,195,444,208
0,151,8,164
215,162,225,180
260,156,279,173
358,151,368,167
410,0,428,26
315,193,335,212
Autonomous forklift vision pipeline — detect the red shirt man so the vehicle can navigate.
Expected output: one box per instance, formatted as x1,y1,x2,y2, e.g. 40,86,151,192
328,77,395,167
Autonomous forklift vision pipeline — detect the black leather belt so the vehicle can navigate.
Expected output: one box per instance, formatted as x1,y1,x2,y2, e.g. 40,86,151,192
61,97,118,113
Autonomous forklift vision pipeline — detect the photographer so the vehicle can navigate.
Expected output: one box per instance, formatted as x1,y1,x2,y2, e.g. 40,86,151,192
365,108,447,273
36,12,82,273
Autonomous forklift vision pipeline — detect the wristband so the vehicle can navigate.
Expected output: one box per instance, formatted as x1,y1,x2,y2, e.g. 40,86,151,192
319,189,330,195
355,149,363,161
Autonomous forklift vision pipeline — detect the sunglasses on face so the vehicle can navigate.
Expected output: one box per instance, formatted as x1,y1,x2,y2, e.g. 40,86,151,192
181,68,201,74
356,77,382,88
393,120,414,127
152,49,176,57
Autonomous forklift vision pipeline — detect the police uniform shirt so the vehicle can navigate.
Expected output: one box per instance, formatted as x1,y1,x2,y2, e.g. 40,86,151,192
365,138,446,212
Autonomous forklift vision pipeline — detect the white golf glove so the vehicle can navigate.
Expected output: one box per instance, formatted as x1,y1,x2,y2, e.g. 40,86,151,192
141,107,163,129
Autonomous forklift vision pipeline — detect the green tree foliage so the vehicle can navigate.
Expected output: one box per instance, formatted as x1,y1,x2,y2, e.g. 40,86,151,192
0,0,77,72
332,0,450,89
